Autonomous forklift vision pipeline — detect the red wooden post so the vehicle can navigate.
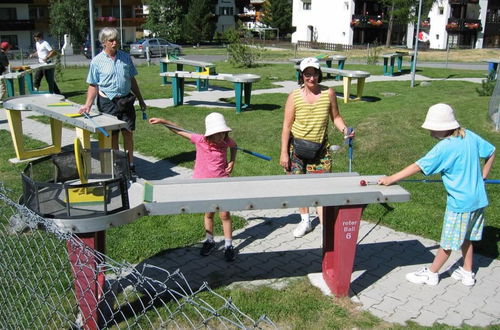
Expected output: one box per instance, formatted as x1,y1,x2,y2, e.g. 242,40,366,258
322,205,364,296
67,231,106,330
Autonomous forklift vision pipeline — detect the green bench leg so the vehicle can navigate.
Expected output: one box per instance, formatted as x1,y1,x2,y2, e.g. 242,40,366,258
234,82,253,113
172,77,184,106
244,83,252,107
160,62,169,85
396,56,403,72
384,58,395,76
336,60,345,81
26,72,36,93
6,79,15,97
326,59,332,79
196,66,209,91
383,58,389,76
18,76,25,95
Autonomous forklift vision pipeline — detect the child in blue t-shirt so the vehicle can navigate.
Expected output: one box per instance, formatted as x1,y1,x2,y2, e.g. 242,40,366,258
379,103,496,286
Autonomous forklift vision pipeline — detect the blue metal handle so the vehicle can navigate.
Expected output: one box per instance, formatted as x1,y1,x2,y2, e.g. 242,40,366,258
82,112,109,137
236,147,272,161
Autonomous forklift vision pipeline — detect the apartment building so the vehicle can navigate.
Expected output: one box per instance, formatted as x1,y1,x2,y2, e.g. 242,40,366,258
292,0,500,49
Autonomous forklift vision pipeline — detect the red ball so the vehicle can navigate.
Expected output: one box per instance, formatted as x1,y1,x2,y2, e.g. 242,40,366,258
360,180,367,186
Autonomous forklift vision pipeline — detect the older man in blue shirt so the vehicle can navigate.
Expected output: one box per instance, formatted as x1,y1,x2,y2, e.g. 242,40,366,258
80,27,146,173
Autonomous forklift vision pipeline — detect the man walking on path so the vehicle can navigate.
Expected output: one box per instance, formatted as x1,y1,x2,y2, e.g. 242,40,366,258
29,32,61,94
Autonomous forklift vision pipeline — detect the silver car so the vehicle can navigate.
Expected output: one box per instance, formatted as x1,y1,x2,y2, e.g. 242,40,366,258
129,38,182,58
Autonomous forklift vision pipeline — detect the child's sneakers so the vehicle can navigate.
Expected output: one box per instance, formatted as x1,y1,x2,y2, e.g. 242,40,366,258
451,266,475,286
200,240,215,256
406,267,439,286
293,220,312,238
224,246,236,262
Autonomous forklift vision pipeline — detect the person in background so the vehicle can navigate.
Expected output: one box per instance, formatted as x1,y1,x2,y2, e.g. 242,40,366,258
0,41,11,100
148,113,238,262
29,32,61,94
379,103,496,286
79,27,146,173
280,57,355,238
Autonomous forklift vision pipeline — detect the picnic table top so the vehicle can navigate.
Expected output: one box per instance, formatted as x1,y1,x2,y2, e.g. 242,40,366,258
484,58,500,64
160,71,261,83
159,57,215,67
0,71,26,79
3,94,127,133
290,55,347,63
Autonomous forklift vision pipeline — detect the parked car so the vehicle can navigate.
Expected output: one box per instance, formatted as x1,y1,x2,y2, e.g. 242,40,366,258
82,40,103,59
129,38,182,58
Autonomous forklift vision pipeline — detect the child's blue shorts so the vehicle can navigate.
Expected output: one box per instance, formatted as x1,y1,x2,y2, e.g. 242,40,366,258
440,208,485,250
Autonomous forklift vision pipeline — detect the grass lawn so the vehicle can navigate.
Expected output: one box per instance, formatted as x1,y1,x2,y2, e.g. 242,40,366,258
2,56,499,328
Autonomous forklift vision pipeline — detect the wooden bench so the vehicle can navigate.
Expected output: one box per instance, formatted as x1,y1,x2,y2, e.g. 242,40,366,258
0,71,26,97
160,71,261,113
24,63,58,94
291,55,347,80
3,63,58,97
294,65,370,103
381,51,415,76
160,58,216,91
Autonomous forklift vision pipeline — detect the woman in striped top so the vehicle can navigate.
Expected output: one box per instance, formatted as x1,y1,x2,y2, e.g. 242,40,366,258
280,57,354,238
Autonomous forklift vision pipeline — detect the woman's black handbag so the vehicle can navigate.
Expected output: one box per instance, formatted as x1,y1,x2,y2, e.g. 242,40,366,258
292,137,324,160
115,94,136,113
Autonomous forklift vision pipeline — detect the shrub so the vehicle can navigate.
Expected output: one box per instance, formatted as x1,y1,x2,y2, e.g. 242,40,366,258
476,74,496,96
224,28,265,68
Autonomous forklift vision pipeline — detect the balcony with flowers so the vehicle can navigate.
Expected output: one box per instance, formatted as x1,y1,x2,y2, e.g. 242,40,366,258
421,19,430,30
350,15,386,28
446,18,482,32
449,0,479,4
95,16,146,27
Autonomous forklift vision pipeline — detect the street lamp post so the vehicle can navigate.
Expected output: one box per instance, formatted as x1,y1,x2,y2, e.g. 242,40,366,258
410,0,423,88
119,0,123,49
89,0,96,58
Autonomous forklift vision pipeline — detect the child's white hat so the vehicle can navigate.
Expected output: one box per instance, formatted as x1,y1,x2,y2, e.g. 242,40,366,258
205,112,232,136
421,103,460,131
300,57,320,71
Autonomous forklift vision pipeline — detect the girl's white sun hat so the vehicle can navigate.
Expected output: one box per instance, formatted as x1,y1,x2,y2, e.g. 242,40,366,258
421,103,460,131
204,112,232,137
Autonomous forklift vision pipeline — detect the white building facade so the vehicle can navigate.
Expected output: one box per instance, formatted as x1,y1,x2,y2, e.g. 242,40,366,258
291,0,495,49
292,0,354,45
216,0,236,32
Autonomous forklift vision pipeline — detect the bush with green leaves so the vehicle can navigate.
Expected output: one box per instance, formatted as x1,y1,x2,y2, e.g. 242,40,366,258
366,42,381,65
224,29,265,68
476,74,496,96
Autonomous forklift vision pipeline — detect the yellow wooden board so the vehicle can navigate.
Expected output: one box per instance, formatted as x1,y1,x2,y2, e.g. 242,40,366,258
47,102,73,106
66,187,105,204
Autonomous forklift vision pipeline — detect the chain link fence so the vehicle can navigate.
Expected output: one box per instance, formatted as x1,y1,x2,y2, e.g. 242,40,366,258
0,187,275,329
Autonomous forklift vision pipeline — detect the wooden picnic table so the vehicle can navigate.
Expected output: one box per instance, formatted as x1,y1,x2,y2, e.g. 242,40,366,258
381,51,415,76
290,55,347,80
160,71,260,113
2,94,126,161
160,57,216,91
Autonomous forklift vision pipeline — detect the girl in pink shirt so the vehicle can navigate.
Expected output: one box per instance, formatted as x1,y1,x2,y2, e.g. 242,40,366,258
149,113,238,261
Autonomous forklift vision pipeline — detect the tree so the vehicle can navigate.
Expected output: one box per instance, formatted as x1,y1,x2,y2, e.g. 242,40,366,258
183,0,216,44
261,0,294,38
143,0,183,42
49,0,88,47
380,0,434,47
